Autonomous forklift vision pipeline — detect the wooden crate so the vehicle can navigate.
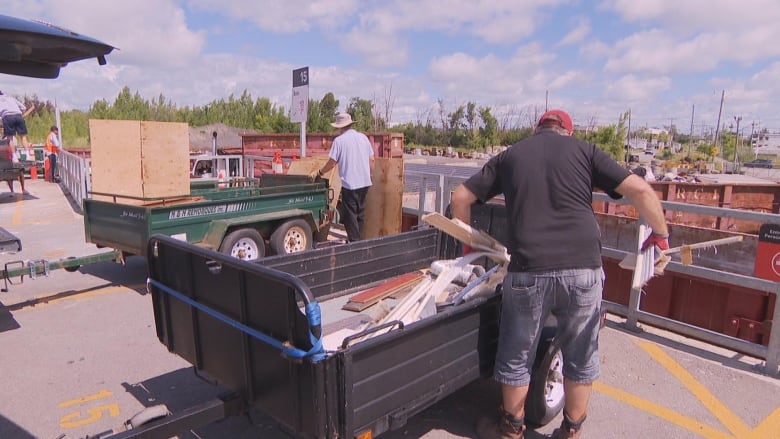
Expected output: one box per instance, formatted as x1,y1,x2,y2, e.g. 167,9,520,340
89,120,190,202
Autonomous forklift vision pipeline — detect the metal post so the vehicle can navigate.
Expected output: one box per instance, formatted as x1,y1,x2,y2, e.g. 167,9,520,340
299,124,306,158
766,287,780,376
417,175,427,223
624,220,648,332
436,174,445,214
733,116,741,171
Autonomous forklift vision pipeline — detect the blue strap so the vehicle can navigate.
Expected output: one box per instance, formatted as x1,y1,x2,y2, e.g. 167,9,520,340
150,278,326,361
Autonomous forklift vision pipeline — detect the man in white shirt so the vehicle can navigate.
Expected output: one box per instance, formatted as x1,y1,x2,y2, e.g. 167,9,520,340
317,113,375,242
0,91,30,149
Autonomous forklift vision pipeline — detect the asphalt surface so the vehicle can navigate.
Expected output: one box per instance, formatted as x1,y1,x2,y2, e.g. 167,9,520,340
1,179,779,439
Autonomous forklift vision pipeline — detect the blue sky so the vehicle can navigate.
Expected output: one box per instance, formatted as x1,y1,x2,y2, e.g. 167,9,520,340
3,0,780,137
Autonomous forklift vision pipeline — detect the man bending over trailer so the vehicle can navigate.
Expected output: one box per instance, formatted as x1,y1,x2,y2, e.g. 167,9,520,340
451,109,669,439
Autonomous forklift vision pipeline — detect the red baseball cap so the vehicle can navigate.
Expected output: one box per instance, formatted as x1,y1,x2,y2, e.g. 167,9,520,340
537,109,573,134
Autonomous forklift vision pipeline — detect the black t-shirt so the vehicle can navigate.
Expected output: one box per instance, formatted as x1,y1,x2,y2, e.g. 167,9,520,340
463,130,631,272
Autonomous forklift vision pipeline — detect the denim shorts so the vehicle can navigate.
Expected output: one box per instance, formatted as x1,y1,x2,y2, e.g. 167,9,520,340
494,267,603,387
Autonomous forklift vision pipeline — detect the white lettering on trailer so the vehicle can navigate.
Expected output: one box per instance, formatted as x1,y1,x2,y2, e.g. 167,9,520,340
120,210,145,220
168,202,250,220
287,196,314,204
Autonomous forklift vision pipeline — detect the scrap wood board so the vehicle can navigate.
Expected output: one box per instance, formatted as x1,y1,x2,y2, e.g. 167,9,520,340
364,157,404,239
89,119,190,203
342,271,424,312
422,212,507,255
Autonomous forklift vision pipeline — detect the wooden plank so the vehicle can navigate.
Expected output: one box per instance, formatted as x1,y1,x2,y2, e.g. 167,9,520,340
342,272,424,311
89,119,143,202
364,157,403,239
422,212,508,261
90,120,190,201
140,121,190,198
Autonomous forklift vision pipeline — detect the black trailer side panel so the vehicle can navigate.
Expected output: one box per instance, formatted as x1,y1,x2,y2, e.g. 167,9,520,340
258,228,441,299
148,238,330,437
342,297,501,436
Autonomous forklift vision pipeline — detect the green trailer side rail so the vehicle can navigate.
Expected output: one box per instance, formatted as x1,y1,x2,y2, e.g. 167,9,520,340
84,175,333,257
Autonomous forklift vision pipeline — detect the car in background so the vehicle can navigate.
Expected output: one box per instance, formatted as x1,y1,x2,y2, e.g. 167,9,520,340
743,159,774,169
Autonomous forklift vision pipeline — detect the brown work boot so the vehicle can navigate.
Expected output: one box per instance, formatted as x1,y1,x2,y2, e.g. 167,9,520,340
475,408,525,439
553,411,586,438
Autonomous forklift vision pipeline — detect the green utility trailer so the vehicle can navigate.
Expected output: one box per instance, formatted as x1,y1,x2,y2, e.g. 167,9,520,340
83,174,335,261
2,174,335,290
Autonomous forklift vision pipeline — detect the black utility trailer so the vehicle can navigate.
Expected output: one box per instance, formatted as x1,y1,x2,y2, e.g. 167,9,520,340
116,204,563,438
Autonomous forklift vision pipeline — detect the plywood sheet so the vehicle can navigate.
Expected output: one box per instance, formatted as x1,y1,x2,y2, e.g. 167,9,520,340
140,121,190,198
89,119,142,201
364,157,403,239
89,120,190,202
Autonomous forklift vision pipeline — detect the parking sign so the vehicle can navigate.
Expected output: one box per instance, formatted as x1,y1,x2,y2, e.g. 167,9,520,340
291,67,309,123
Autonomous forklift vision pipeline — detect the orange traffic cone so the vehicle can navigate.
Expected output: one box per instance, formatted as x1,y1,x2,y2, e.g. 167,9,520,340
272,152,283,174
30,164,38,180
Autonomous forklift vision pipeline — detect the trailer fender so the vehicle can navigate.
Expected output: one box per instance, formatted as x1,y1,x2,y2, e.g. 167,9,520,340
201,209,316,250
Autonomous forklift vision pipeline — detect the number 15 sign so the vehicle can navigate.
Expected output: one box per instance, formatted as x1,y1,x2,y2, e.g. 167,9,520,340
291,67,309,123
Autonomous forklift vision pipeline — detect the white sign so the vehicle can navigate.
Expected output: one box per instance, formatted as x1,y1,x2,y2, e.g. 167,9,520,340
290,67,309,123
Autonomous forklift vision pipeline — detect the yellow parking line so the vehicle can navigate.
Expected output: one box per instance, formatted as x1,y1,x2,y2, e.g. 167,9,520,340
593,381,732,438
637,340,752,438
748,405,780,439
58,389,113,408
12,195,24,225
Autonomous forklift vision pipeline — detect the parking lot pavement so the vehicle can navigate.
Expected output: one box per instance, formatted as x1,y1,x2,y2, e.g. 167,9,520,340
2,180,779,438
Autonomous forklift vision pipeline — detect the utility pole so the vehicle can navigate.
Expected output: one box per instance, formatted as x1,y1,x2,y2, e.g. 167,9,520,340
625,108,632,164
714,90,725,159
749,121,756,159
733,116,741,171
689,104,695,158
545,90,548,111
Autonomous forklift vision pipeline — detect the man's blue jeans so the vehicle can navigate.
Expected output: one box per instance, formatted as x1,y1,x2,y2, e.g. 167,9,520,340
494,268,603,387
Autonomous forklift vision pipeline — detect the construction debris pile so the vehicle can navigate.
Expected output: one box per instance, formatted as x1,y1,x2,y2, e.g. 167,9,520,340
322,213,509,351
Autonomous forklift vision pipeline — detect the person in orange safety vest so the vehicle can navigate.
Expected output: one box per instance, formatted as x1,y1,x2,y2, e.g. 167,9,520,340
45,125,61,182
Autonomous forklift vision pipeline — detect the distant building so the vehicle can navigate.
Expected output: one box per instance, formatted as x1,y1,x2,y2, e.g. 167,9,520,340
750,132,780,156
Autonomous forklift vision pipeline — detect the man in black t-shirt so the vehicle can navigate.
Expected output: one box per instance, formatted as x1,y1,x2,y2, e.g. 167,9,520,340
452,109,669,439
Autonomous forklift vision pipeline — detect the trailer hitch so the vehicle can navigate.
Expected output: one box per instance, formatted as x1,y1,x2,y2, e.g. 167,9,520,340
2,260,25,292
27,259,51,279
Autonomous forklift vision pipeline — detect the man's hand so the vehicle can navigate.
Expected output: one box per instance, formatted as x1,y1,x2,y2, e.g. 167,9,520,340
641,232,669,252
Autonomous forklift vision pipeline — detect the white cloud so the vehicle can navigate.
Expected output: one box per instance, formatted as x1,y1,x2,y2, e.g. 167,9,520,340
604,74,671,102
558,17,591,47
186,0,359,32
604,0,780,32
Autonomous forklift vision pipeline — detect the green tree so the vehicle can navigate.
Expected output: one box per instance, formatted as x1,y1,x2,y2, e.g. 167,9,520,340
346,97,375,132
478,107,499,149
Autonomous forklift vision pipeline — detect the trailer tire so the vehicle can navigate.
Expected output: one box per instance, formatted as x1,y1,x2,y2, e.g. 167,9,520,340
219,228,265,261
525,329,564,426
270,219,312,255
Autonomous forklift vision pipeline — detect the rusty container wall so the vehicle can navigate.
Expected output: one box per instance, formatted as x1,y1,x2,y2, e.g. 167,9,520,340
603,257,775,348
595,182,780,234
241,132,404,176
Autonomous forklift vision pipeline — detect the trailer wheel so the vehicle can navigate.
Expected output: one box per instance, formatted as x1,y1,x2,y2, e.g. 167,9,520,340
525,331,564,426
219,228,265,261
270,219,312,255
